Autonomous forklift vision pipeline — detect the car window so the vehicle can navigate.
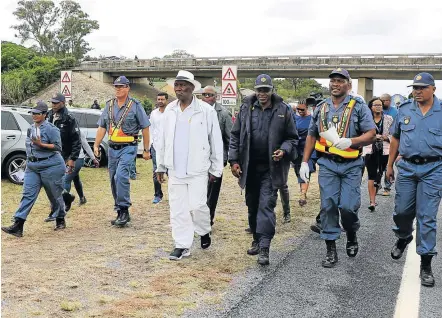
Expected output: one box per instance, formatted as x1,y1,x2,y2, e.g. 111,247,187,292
85,114,100,129
1,111,20,130
71,112,86,127
20,113,34,125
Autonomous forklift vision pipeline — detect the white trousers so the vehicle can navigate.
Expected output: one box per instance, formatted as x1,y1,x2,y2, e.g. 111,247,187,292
168,171,211,249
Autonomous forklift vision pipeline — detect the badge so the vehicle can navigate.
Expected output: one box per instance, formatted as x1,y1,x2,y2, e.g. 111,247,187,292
415,75,422,80
404,117,410,124
261,77,266,83
332,115,339,124
337,68,342,71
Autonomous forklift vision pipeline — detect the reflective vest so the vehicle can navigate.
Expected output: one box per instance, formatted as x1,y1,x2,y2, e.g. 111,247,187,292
108,99,136,143
314,99,360,159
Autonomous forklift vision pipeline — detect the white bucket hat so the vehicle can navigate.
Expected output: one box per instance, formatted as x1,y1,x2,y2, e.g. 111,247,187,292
167,70,201,91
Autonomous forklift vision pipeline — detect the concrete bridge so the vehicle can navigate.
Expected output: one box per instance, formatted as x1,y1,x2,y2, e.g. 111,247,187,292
75,54,442,100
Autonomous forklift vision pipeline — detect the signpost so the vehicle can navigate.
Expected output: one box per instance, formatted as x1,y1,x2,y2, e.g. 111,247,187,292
221,65,237,107
60,70,72,101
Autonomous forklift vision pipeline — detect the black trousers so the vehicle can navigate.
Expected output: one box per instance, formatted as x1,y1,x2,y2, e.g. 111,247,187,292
207,175,223,225
245,168,278,248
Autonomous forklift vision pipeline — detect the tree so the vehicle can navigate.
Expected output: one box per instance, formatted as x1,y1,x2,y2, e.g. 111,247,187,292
163,49,195,59
1,41,36,72
12,0,99,60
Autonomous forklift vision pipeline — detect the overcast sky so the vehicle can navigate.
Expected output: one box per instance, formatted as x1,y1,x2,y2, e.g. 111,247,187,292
1,0,442,97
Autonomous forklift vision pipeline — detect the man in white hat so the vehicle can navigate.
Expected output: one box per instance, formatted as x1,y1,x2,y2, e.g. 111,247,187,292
156,70,224,260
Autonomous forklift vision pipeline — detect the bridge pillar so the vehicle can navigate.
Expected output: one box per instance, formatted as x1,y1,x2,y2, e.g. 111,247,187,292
195,77,216,88
357,77,373,101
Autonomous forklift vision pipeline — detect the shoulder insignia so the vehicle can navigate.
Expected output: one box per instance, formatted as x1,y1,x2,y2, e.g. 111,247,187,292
130,97,141,104
352,96,364,104
398,99,412,108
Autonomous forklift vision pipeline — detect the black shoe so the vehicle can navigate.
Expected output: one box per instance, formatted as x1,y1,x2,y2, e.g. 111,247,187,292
54,218,66,231
62,192,75,212
201,233,211,249
110,210,121,225
346,232,359,257
310,222,322,234
322,240,338,268
247,241,260,255
115,209,130,226
79,197,87,205
245,227,252,234
391,236,413,260
283,214,291,224
257,247,270,265
169,248,190,261
420,255,435,287
1,218,25,237
44,213,56,222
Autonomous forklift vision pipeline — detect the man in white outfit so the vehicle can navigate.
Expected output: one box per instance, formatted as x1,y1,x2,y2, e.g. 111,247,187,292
156,70,224,260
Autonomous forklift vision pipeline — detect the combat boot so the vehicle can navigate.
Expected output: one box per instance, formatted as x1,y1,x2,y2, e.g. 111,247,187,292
322,240,338,268
391,236,413,260
257,247,270,265
1,218,25,237
247,241,259,255
346,231,359,257
420,255,435,287
54,218,66,230
110,210,122,225
115,208,130,226
62,191,75,212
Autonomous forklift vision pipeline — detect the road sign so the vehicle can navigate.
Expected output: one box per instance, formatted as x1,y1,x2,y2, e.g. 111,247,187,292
60,70,72,99
221,65,237,107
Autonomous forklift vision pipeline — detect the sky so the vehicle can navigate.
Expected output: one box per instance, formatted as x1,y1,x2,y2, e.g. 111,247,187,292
1,0,442,97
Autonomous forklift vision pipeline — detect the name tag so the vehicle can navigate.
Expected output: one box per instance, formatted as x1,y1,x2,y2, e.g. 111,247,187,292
278,114,285,118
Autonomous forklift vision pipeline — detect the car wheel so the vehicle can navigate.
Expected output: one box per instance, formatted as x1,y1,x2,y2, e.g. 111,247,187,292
5,154,27,185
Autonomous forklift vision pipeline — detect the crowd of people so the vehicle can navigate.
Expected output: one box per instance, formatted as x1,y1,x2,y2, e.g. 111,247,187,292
2,69,441,288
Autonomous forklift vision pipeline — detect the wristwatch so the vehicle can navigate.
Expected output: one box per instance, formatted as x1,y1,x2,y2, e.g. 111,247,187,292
143,149,149,152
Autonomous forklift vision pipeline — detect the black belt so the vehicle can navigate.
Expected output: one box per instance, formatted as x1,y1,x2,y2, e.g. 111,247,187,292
322,153,360,163
108,142,138,150
403,156,442,164
28,154,55,162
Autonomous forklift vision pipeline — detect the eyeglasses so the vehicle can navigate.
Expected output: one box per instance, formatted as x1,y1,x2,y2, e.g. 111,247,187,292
372,104,383,107
202,93,215,98
412,86,429,91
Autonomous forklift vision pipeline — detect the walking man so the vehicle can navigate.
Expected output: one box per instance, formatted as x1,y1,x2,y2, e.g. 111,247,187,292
229,74,298,265
94,76,151,227
300,68,376,268
201,86,233,226
386,72,441,287
156,70,223,260
149,92,168,204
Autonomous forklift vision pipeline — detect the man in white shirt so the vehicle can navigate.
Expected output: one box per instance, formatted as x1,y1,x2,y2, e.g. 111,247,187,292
149,92,168,204
156,70,224,261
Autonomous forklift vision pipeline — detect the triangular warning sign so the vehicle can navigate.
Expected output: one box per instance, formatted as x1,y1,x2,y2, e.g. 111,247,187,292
61,85,71,96
61,72,71,82
222,67,237,81
222,82,236,97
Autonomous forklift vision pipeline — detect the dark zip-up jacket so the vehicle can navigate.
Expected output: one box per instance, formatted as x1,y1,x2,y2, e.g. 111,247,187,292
47,106,81,161
228,94,298,189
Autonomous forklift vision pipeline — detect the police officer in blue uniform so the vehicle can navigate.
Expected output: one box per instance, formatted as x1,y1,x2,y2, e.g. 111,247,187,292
2,102,66,237
300,68,376,268
386,72,441,287
94,76,151,227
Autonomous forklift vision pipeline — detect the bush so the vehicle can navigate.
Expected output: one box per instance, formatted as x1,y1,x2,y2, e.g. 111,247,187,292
141,98,154,115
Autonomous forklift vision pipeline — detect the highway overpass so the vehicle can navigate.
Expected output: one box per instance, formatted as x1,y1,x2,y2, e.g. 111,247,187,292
74,54,442,100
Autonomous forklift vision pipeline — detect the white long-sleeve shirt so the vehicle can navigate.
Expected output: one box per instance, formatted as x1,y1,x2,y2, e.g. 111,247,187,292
149,107,165,149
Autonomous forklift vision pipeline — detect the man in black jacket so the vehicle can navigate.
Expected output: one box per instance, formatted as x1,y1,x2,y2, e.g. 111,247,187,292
229,74,298,265
45,93,81,225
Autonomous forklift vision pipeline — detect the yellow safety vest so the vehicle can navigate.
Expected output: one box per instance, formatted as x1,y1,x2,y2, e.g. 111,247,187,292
314,99,360,159
108,99,136,143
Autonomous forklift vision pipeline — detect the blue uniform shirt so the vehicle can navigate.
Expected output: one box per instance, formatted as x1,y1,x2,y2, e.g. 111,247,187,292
383,106,398,119
391,96,442,158
26,120,62,158
308,95,376,138
97,96,151,134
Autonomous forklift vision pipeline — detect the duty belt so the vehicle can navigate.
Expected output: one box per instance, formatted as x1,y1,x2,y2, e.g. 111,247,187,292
28,154,55,162
108,141,138,150
403,156,442,165
321,153,361,163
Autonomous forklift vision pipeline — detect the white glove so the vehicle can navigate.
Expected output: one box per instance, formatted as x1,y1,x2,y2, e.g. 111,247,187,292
333,138,352,150
299,162,310,183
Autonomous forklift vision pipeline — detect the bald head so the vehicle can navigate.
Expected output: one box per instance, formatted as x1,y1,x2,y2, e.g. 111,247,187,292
202,85,217,105
380,94,391,109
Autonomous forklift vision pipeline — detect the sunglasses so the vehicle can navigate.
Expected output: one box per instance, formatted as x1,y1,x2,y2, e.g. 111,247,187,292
255,87,272,93
412,86,429,91
202,93,215,98
114,85,128,89
297,108,306,112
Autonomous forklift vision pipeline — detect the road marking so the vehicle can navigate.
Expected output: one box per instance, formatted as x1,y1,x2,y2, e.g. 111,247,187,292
393,229,420,318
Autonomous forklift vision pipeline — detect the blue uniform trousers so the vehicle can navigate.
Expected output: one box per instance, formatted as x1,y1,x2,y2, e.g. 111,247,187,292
393,159,442,256
317,157,363,240
108,145,137,210
245,167,278,248
15,154,66,220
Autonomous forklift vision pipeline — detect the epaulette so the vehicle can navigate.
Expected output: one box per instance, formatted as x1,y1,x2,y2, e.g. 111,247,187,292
130,97,141,104
398,99,412,108
352,96,365,104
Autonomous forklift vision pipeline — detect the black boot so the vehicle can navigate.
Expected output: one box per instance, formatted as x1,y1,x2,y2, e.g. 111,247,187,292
247,241,259,255
391,236,413,260
346,232,359,257
420,255,435,287
110,210,121,225
62,191,75,212
257,247,270,265
322,240,338,268
54,218,66,230
283,213,291,224
115,208,130,226
1,218,25,237
201,233,211,249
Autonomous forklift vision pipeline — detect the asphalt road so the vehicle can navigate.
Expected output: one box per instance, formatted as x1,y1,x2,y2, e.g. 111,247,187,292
187,177,442,318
